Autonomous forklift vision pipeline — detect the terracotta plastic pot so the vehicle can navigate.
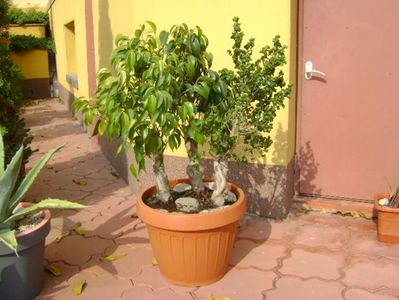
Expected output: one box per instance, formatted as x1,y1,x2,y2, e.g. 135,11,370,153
0,205,51,300
137,179,246,286
374,193,399,244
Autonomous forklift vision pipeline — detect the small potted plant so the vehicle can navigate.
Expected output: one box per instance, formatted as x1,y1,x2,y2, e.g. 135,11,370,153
73,18,290,286
374,187,399,243
0,134,86,300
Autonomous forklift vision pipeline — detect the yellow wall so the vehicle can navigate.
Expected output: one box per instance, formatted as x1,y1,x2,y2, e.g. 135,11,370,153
9,24,45,37
9,24,49,79
49,0,89,98
10,0,49,9
56,0,297,166
11,50,49,78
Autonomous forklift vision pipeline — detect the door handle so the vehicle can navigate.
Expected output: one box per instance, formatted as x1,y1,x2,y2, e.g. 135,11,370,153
305,61,326,80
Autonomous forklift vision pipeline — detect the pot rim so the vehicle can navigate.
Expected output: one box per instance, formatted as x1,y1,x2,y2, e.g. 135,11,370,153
374,193,399,213
14,202,51,239
137,178,246,231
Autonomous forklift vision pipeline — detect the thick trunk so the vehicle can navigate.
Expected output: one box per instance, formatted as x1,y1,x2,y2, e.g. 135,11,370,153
211,158,228,206
153,153,171,203
185,138,204,192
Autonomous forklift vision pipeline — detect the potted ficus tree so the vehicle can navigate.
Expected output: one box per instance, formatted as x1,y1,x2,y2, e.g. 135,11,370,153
73,17,290,286
0,133,86,300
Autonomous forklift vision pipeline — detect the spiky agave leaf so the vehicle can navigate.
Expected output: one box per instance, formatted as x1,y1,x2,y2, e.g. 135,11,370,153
0,229,17,252
8,144,64,213
4,198,87,225
0,133,4,179
0,146,23,222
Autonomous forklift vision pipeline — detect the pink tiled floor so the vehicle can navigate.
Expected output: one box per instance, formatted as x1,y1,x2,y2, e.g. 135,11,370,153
23,99,399,299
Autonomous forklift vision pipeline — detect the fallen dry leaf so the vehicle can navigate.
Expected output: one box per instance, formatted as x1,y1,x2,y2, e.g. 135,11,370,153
72,179,87,186
45,264,62,276
72,279,86,296
151,256,158,266
208,294,231,300
110,171,120,178
101,253,126,262
74,226,86,235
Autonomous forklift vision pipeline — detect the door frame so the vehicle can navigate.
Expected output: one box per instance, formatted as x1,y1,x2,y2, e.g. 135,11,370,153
294,0,307,198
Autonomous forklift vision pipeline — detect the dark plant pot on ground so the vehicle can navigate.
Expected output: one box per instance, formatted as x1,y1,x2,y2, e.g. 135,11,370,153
374,193,399,244
0,207,50,300
137,179,246,286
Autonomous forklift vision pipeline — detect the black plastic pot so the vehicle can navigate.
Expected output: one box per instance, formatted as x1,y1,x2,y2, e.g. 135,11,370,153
0,208,50,300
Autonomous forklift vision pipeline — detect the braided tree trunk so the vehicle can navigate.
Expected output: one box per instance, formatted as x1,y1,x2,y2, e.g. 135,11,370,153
153,153,171,202
211,158,228,207
185,138,205,192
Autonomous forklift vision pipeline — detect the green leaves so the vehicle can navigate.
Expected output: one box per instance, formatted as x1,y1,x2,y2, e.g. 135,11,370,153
203,17,291,162
159,30,169,47
0,229,17,252
0,145,23,222
5,199,86,226
8,144,64,213
0,133,4,179
146,94,157,114
193,82,210,99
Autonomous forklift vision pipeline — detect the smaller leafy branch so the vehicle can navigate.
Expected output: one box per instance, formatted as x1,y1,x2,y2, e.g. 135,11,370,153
9,34,55,53
8,8,49,25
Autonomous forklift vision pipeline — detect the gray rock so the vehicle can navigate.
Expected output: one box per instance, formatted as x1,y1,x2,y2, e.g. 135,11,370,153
175,197,199,213
225,191,237,204
378,198,389,206
172,183,192,194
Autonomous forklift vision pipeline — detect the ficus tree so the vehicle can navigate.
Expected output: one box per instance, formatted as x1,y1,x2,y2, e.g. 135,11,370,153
74,18,290,208
73,22,219,202
203,17,292,205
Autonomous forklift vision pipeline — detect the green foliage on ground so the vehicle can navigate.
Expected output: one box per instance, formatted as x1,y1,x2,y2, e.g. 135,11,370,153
9,34,55,53
8,8,48,25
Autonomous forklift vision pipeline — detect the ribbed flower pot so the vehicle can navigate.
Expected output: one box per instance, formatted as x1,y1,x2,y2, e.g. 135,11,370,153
374,193,399,244
137,179,246,286
0,207,51,300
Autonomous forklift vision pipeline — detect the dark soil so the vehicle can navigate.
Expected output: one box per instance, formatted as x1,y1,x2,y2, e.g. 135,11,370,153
144,187,221,213
15,211,44,233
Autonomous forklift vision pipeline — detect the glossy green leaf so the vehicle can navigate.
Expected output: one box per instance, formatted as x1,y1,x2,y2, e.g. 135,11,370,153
146,95,157,114
115,34,128,46
193,82,210,99
159,30,169,47
84,109,94,126
98,120,107,135
127,51,136,70
183,102,194,118
145,21,157,33
129,164,138,178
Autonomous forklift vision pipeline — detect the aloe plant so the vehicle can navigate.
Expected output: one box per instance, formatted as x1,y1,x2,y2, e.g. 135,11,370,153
0,134,86,251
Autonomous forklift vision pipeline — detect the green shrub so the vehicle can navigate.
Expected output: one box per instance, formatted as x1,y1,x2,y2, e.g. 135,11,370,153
0,1,32,168
9,34,55,53
8,8,48,25
0,1,10,28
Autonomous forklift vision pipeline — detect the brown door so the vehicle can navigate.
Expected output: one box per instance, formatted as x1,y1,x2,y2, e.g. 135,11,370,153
297,0,399,201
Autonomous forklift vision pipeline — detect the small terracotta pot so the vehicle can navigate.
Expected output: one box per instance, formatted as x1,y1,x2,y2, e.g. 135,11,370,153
374,193,399,244
137,179,246,286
